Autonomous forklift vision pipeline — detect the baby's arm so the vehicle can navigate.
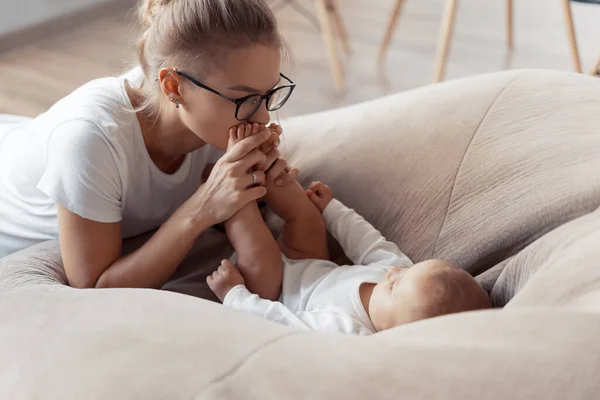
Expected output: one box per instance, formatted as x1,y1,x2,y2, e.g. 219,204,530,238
223,124,282,301
263,158,328,261
207,261,372,334
309,183,413,267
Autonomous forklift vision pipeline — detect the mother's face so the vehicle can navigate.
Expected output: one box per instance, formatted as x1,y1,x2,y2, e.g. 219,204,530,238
179,44,283,151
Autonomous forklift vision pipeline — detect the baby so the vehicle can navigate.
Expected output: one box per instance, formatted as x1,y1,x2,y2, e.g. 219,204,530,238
207,125,490,335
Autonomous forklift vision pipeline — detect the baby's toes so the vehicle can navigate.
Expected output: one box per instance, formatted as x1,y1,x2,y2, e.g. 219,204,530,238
237,125,247,141
227,127,240,149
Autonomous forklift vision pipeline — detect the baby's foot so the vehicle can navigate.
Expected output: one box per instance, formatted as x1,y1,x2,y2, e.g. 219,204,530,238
259,123,282,154
206,259,246,302
227,123,263,151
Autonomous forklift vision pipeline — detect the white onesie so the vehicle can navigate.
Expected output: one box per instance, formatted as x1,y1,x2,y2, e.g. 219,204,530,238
223,199,414,335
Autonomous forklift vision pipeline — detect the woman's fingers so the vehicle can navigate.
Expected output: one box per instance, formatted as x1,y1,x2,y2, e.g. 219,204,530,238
223,130,271,163
266,158,287,181
232,149,268,174
245,170,266,188
241,185,268,204
263,147,281,171
276,167,298,186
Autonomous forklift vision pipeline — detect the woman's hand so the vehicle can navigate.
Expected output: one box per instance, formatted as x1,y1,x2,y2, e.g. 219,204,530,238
230,122,297,187
266,156,299,187
178,129,272,229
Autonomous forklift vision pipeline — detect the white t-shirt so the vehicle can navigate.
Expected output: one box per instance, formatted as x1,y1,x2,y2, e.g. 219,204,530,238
224,199,414,335
0,67,224,258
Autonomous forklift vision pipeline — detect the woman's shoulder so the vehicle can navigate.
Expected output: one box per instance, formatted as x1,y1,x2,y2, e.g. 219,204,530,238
25,69,142,149
39,68,140,131
58,73,135,120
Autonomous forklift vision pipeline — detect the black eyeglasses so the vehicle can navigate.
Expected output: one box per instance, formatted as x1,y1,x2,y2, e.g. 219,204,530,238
174,68,296,121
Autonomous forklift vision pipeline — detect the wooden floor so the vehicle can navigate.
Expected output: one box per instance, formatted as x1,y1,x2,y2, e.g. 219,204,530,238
1,0,599,118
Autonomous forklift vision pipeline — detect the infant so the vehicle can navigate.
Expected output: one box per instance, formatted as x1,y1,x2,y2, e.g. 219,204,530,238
207,125,490,335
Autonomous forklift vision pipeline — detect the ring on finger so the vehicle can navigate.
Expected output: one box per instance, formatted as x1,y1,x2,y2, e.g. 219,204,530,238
250,172,258,186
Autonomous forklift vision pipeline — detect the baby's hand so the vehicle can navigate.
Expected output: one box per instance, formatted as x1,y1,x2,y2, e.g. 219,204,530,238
206,259,246,302
306,181,333,212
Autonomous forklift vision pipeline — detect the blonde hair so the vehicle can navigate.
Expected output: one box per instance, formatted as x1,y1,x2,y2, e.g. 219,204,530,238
133,0,284,118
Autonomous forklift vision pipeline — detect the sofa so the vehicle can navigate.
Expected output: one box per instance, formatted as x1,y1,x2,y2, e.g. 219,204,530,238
1,69,600,399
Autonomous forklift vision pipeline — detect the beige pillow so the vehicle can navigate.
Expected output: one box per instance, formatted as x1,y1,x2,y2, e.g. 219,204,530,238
492,208,600,309
280,70,600,277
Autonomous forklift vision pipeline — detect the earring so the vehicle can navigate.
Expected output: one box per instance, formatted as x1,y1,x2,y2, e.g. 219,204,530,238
175,101,180,109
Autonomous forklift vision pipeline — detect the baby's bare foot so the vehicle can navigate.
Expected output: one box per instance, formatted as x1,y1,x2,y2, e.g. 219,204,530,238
227,123,260,151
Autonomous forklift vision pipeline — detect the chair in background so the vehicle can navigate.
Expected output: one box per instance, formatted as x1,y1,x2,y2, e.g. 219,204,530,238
314,0,350,91
378,0,584,82
271,0,350,91
591,55,600,75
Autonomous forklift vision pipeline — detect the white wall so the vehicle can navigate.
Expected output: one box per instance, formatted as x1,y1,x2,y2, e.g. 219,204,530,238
0,0,112,36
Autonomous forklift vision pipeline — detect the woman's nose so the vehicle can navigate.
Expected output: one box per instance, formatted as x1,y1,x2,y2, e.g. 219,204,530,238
248,102,270,125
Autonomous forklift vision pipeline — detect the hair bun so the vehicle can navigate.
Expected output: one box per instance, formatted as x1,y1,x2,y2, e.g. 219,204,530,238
140,0,175,26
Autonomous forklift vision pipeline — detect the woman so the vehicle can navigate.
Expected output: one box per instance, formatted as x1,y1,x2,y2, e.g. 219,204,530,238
0,0,296,294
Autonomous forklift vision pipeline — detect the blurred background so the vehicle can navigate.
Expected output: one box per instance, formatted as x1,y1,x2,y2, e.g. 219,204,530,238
0,0,599,118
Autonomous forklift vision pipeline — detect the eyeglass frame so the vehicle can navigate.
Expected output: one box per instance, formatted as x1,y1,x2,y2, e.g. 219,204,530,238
173,68,296,121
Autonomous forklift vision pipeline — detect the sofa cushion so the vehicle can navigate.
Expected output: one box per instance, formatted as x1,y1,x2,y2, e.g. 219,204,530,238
493,208,600,309
280,70,600,276
2,70,600,399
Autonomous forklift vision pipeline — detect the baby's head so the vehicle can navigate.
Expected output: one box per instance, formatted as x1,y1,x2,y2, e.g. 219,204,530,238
368,260,490,331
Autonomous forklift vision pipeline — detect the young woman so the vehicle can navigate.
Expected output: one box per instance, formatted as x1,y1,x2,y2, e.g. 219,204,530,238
0,0,297,293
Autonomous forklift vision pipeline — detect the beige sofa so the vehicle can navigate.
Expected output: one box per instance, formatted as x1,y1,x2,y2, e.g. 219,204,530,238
1,70,600,399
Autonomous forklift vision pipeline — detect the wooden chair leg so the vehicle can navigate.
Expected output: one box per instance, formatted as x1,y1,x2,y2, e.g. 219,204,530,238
507,0,514,50
327,0,351,55
315,0,345,91
378,0,406,63
434,0,459,82
591,55,600,76
561,0,582,73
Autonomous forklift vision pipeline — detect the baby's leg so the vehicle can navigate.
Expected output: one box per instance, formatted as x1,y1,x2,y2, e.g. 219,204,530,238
224,124,283,301
264,168,328,261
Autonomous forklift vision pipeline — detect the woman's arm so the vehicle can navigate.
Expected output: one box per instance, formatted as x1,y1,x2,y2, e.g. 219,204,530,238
58,205,211,289
59,130,273,289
